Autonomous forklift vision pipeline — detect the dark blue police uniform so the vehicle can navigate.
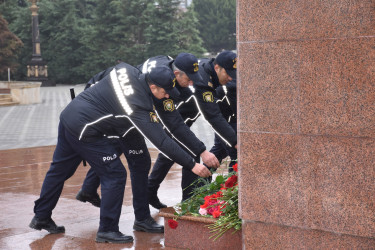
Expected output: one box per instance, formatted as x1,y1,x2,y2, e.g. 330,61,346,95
191,57,237,148
140,55,209,201
81,54,210,203
147,52,238,203
31,63,196,240
210,80,237,170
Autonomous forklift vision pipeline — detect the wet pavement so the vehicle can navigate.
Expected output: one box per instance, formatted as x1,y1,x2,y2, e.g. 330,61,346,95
0,85,215,249
0,146,183,249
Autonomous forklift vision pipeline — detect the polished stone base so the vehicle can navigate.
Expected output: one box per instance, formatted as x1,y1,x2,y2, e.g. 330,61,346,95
160,207,242,250
243,221,375,249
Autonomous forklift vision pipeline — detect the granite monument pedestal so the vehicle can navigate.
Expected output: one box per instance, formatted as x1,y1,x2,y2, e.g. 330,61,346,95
237,0,375,248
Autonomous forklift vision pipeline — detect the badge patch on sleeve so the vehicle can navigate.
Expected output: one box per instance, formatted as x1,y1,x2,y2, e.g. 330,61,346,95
163,99,175,112
150,112,159,123
203,91,214,102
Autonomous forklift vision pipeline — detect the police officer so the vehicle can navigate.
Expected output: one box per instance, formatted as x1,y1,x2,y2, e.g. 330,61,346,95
29,63,212,244
140,53,221,206
76,53,220,209
148,50,238,207
193,50,237,149
210,79,237,170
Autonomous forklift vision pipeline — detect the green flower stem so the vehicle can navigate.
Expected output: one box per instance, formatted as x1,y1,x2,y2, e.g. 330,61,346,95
175,165,241,241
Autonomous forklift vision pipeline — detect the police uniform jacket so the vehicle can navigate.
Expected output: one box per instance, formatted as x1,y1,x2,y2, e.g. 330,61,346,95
60,62,196,169
194,58,237,147
138,56,206,159
216,80,237,123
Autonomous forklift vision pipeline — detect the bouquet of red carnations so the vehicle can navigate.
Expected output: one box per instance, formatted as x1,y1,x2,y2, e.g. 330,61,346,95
169,163,241,240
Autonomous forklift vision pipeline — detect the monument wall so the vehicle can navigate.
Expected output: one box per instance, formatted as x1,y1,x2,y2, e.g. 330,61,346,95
237,0,375,248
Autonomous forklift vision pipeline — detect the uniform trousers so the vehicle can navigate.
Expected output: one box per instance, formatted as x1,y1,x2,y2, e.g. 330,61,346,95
33,122,150,232
80,129,152,221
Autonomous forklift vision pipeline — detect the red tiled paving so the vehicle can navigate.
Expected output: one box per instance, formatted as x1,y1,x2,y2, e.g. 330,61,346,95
0,146,183,250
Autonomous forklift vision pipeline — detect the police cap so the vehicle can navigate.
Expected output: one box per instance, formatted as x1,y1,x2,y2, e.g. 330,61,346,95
174,53,203,83
148,66,180,98
215,51,237,80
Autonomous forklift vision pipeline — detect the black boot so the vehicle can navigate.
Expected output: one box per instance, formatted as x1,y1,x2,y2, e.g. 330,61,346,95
96,231,134,243
76,189,101,207
148,190,167,209
29,216,65,234
133,217,164,233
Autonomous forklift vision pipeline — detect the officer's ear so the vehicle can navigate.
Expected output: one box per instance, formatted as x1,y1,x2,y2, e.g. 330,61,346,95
173,70,180,77
214,64,220,72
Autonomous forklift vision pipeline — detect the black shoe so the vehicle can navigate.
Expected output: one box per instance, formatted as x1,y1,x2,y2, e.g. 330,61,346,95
29,216,65,234
133,217,164,233
76,189,101,207
96,231,134,244
148,192,167,209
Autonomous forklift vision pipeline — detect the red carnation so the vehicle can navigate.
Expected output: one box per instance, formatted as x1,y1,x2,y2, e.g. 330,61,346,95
224,175,238,188
200,203,208,209
210,193,218,200
168,219,178,229
212,209,222,218
232,163,238,172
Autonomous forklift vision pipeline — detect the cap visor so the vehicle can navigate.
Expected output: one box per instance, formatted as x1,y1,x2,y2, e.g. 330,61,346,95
166,87,180,99
186,72,203,84
226,70,237,80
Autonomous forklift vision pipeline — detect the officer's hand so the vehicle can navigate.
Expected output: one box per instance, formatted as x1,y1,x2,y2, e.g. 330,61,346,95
234,144,238,149
200,150,220,169
192,163,212,178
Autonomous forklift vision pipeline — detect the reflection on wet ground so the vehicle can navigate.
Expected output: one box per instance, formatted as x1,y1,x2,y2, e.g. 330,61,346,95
0,146,183,249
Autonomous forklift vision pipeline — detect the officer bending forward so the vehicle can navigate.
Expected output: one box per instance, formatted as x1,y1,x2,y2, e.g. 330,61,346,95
29,63,211,244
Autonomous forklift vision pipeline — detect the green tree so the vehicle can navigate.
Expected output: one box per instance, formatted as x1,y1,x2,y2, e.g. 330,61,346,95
118,0,154,65
1,0,97,83
193,0,236,53
0,0,24,23
37,0,94,84
143,0,180,57
1,0,209,84
0,0,31,79
79,0,152,75
0,15,23,78
174,3,206,57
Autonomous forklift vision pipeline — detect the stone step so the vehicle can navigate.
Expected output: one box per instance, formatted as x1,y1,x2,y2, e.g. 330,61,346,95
0,97,12,102
0,94,12,100
0,94,19,106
